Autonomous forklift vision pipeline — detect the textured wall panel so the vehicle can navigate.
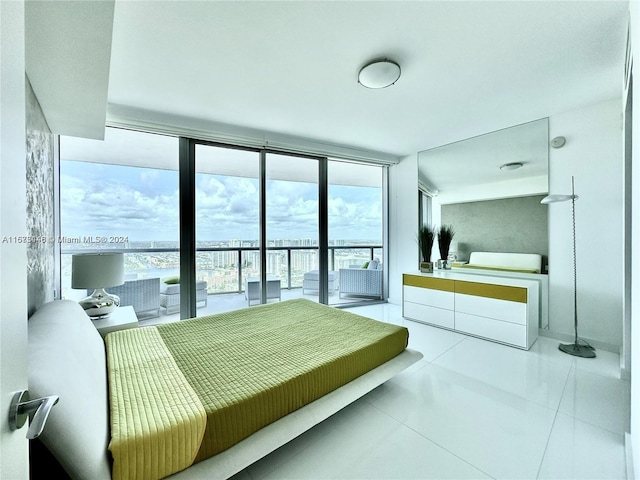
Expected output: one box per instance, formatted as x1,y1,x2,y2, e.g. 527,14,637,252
26,76,55,315
441,195,548,270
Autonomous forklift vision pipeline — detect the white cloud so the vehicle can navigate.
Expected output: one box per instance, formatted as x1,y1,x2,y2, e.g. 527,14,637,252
61,168,381,243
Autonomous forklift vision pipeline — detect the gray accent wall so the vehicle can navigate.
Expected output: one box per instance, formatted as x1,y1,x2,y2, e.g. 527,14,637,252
26,76,55,315
441,195,548,271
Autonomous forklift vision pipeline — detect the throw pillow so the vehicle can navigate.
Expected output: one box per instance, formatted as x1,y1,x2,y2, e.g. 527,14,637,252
367,259,379,270
162,275,180,284
362,261,370,269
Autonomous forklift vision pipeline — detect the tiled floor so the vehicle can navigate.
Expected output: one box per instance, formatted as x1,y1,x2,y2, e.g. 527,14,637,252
229,302,630,480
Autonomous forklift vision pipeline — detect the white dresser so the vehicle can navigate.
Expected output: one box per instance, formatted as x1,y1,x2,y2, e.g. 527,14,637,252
403,271,540,349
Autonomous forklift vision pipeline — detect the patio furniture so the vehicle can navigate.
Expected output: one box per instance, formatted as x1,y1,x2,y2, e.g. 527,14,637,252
245,276,281,306
160,279,208,315
302,270,339,295
102,277,161,319
339,259,383,299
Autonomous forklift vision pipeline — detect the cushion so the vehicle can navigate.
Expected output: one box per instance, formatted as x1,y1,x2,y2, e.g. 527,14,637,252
161,283,180,295
161,280,207,295
467,252,542,274
362,261,370,269
367,259,379,270
303,270,338,281
162,275,180,284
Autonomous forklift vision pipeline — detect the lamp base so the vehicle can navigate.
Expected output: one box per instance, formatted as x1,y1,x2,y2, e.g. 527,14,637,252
79,288,120,319
559,342,596,358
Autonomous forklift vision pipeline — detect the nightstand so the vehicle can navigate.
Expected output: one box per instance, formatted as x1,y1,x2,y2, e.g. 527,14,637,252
92,305,138,338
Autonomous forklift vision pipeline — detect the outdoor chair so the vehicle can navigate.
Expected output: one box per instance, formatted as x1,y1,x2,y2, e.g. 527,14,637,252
338,259,383,299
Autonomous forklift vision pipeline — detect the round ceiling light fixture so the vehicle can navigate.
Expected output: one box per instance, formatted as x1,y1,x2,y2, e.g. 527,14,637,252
500,162,524,171
358,59,401,89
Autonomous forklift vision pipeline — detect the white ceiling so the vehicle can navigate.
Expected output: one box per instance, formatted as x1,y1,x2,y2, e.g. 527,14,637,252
25,0,114,139
27,1,629,176
418,117,549,193
105,0,628,158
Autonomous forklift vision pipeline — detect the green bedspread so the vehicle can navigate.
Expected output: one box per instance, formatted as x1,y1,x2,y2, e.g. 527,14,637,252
107,298,408,480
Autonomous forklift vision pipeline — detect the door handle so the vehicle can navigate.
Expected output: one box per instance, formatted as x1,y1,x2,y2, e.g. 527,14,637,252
9,390,59,439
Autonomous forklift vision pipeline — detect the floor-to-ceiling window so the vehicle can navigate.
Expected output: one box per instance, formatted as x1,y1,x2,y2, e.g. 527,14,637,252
328,160,384,306
59,128,179,319
195,144,260,315
59,127,388,320
266,153,321,304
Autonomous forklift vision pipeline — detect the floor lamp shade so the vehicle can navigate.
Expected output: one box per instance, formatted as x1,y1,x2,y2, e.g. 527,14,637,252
72,253,125,318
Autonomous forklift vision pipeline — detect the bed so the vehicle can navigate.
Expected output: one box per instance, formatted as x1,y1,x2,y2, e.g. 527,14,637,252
457,251,543,274
27,298,422,480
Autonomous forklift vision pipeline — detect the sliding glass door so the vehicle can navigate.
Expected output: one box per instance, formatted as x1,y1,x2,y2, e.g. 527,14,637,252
194,144,260,315
265,153,320,304
328,160,384,306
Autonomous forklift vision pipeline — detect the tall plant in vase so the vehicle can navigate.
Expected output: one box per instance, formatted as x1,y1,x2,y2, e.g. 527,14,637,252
417,224,435,273
437,224,455,269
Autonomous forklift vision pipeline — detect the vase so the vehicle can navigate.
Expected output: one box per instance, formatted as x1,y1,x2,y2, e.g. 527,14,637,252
420,261,433,273
437,259,451,270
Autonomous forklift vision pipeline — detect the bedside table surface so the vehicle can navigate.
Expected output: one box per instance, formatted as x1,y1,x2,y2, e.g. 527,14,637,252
93,305,138,337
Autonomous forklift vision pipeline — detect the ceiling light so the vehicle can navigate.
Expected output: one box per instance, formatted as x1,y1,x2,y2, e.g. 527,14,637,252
358,59,401,89
500,162,523,171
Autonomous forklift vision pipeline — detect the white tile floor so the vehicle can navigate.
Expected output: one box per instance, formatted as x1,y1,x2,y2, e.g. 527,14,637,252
230,302,630,480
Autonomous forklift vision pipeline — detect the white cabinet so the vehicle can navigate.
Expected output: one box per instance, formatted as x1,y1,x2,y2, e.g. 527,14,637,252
454,312,528,347
402,273,538,350
404,301,455,329
402,276,455,329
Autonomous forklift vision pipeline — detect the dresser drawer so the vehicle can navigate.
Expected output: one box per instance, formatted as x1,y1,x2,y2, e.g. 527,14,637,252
455,312,527,348
455,293,527,325
404,302,455,329
404,285,454,310
403,274,455,292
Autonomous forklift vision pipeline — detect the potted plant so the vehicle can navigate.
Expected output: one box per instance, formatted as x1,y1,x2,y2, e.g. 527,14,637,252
437,224,455,269
417,224,435,273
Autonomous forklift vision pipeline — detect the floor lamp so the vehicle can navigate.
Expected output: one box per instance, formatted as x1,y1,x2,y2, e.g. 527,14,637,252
541,176,596,358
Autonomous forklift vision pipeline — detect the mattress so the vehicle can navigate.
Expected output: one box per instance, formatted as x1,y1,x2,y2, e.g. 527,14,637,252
106,298,409,480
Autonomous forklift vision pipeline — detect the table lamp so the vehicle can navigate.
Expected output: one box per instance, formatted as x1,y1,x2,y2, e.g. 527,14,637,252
72,252,124,318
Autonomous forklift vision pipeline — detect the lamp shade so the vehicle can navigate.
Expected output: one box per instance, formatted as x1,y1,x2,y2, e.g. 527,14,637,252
540,194,578,204
72,253,124,289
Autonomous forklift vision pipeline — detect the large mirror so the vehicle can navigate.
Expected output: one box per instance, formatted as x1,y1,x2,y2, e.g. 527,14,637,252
418,118,549,269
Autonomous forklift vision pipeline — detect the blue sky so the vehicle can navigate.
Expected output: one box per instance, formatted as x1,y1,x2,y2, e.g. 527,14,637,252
61,161,382,243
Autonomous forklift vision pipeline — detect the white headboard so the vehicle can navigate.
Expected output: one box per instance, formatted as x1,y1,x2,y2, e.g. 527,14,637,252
28,300,111,480
467,252,542,273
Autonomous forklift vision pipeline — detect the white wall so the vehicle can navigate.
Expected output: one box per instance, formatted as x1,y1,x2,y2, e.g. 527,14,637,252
547,99,623,350
0,0,29,477
628,1,639,476
395,99,624,351
388,154,418,305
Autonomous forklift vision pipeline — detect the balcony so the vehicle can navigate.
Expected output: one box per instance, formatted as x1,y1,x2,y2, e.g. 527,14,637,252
61,244,384,324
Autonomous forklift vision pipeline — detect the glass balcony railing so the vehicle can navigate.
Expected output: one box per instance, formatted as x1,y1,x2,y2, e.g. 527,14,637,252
60,245,382,298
